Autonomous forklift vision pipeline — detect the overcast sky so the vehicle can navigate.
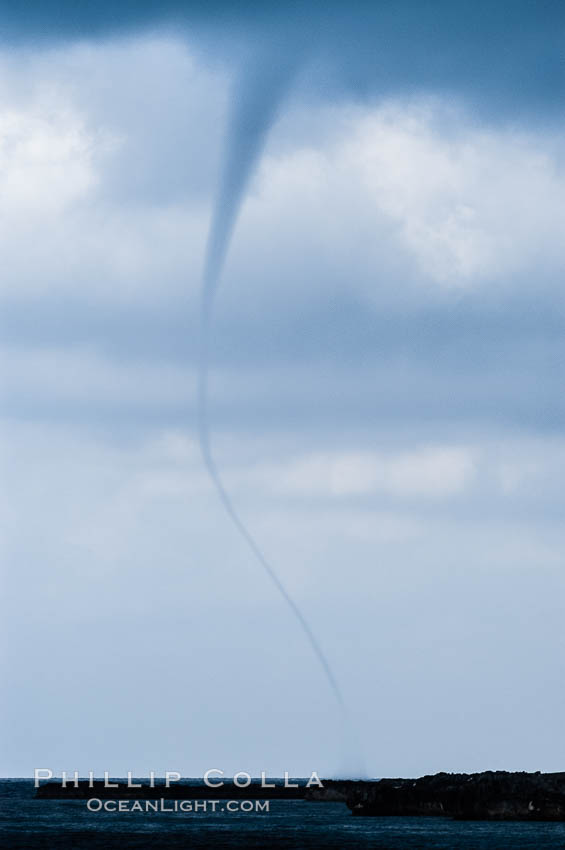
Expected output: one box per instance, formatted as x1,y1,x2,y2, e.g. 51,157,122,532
1,2,565,779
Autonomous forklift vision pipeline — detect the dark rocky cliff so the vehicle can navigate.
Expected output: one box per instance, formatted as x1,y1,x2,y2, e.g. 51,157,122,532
341,771,565,820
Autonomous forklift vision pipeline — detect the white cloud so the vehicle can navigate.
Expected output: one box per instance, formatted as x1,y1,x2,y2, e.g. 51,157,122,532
0,38,215,300
247,98,565,291
247,446,477,500
378,446,477,496
0,101,101,216
1,37,564,311
346,102,565,284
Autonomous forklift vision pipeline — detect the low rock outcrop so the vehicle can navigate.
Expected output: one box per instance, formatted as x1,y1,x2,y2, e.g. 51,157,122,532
344,771,565,820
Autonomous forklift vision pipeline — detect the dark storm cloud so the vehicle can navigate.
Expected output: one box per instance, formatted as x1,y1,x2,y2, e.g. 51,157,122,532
2,1,563,117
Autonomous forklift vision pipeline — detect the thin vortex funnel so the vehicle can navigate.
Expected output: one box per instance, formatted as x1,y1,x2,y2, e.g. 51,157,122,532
197,45,349,716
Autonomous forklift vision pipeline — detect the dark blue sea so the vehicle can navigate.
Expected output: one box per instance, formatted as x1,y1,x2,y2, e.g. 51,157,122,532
2,780,565,849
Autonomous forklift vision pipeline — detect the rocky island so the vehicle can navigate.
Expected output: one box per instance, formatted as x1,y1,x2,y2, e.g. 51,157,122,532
334,771,565,820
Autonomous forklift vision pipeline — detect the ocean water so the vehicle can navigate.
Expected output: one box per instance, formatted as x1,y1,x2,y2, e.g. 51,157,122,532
2,780,565,849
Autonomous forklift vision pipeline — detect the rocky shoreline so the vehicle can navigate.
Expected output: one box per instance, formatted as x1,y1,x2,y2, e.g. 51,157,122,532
337,771,565,820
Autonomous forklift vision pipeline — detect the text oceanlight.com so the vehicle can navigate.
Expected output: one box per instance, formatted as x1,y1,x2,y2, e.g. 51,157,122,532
86,799,270,813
